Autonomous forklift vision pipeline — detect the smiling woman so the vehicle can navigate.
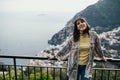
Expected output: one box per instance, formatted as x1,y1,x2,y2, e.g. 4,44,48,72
0,0,98,12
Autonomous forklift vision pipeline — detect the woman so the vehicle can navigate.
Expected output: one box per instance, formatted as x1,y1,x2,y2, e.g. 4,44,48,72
48,17,105,80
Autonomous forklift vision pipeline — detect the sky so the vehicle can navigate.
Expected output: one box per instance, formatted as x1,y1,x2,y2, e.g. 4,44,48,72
0,0,98,12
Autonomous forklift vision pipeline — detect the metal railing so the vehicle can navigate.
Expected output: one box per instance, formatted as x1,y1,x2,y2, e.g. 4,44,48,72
0,55,120,80
93,68,120,80
0,55,68,80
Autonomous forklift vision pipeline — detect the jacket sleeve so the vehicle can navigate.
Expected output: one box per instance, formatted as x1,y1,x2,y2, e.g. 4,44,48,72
55,36,73,61
94,33,104,59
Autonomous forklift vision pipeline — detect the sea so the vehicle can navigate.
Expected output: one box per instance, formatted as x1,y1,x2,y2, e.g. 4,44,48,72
0,11,75,65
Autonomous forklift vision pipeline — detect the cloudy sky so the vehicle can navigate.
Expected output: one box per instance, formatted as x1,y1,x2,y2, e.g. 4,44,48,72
0,0,98,12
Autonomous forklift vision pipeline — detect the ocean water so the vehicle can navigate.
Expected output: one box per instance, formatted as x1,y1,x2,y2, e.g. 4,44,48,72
0,11,74,64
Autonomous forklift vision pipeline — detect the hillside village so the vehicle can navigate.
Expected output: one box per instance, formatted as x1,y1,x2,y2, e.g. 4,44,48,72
99,27,120,58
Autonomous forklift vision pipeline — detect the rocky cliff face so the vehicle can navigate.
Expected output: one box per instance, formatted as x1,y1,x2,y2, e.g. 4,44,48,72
48,0,120,46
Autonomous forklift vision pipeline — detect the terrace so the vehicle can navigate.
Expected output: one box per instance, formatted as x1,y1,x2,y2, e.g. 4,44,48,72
0,55,120,80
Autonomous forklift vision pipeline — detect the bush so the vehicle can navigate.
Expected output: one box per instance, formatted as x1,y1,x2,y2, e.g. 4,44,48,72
30,70,52,80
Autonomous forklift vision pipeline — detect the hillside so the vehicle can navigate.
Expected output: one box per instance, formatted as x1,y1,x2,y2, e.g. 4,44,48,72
48,0,120,46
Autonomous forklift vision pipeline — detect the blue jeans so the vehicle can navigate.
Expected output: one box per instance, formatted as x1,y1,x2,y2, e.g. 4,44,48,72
77,65,91,80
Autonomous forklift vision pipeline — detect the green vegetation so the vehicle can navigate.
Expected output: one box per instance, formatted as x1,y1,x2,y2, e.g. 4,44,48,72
0,66,67,80
0,64,119,80
30,70,52,80
92,69,120,80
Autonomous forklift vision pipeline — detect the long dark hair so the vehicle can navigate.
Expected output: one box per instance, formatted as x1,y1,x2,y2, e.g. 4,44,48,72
73,18,91,42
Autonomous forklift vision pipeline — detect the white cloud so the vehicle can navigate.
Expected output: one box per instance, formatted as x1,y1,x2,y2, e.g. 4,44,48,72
0,0,98,12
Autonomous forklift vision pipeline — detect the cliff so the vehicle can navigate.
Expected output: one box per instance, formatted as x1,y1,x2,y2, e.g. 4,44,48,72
48,0,120,46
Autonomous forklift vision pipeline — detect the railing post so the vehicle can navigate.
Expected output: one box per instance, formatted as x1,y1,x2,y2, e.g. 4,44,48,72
47,67,48,80
2,65,5,80
108,70,110,80
21,66,24,80
60,68,62,80
27,66,30,80
114,70,117,80
13,57,17,80
94,70,96,80
66,69,69,80
34,67,36,80
40,67,42,80
8,65,11,80
101,70,103,80
53,68,55,80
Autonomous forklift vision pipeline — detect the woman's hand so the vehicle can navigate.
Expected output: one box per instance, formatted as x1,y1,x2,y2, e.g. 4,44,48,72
103,57,113,62
101,58,107,62
48,55,55,60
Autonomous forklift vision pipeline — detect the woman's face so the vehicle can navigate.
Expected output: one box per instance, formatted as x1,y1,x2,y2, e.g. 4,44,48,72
76,19,87,31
